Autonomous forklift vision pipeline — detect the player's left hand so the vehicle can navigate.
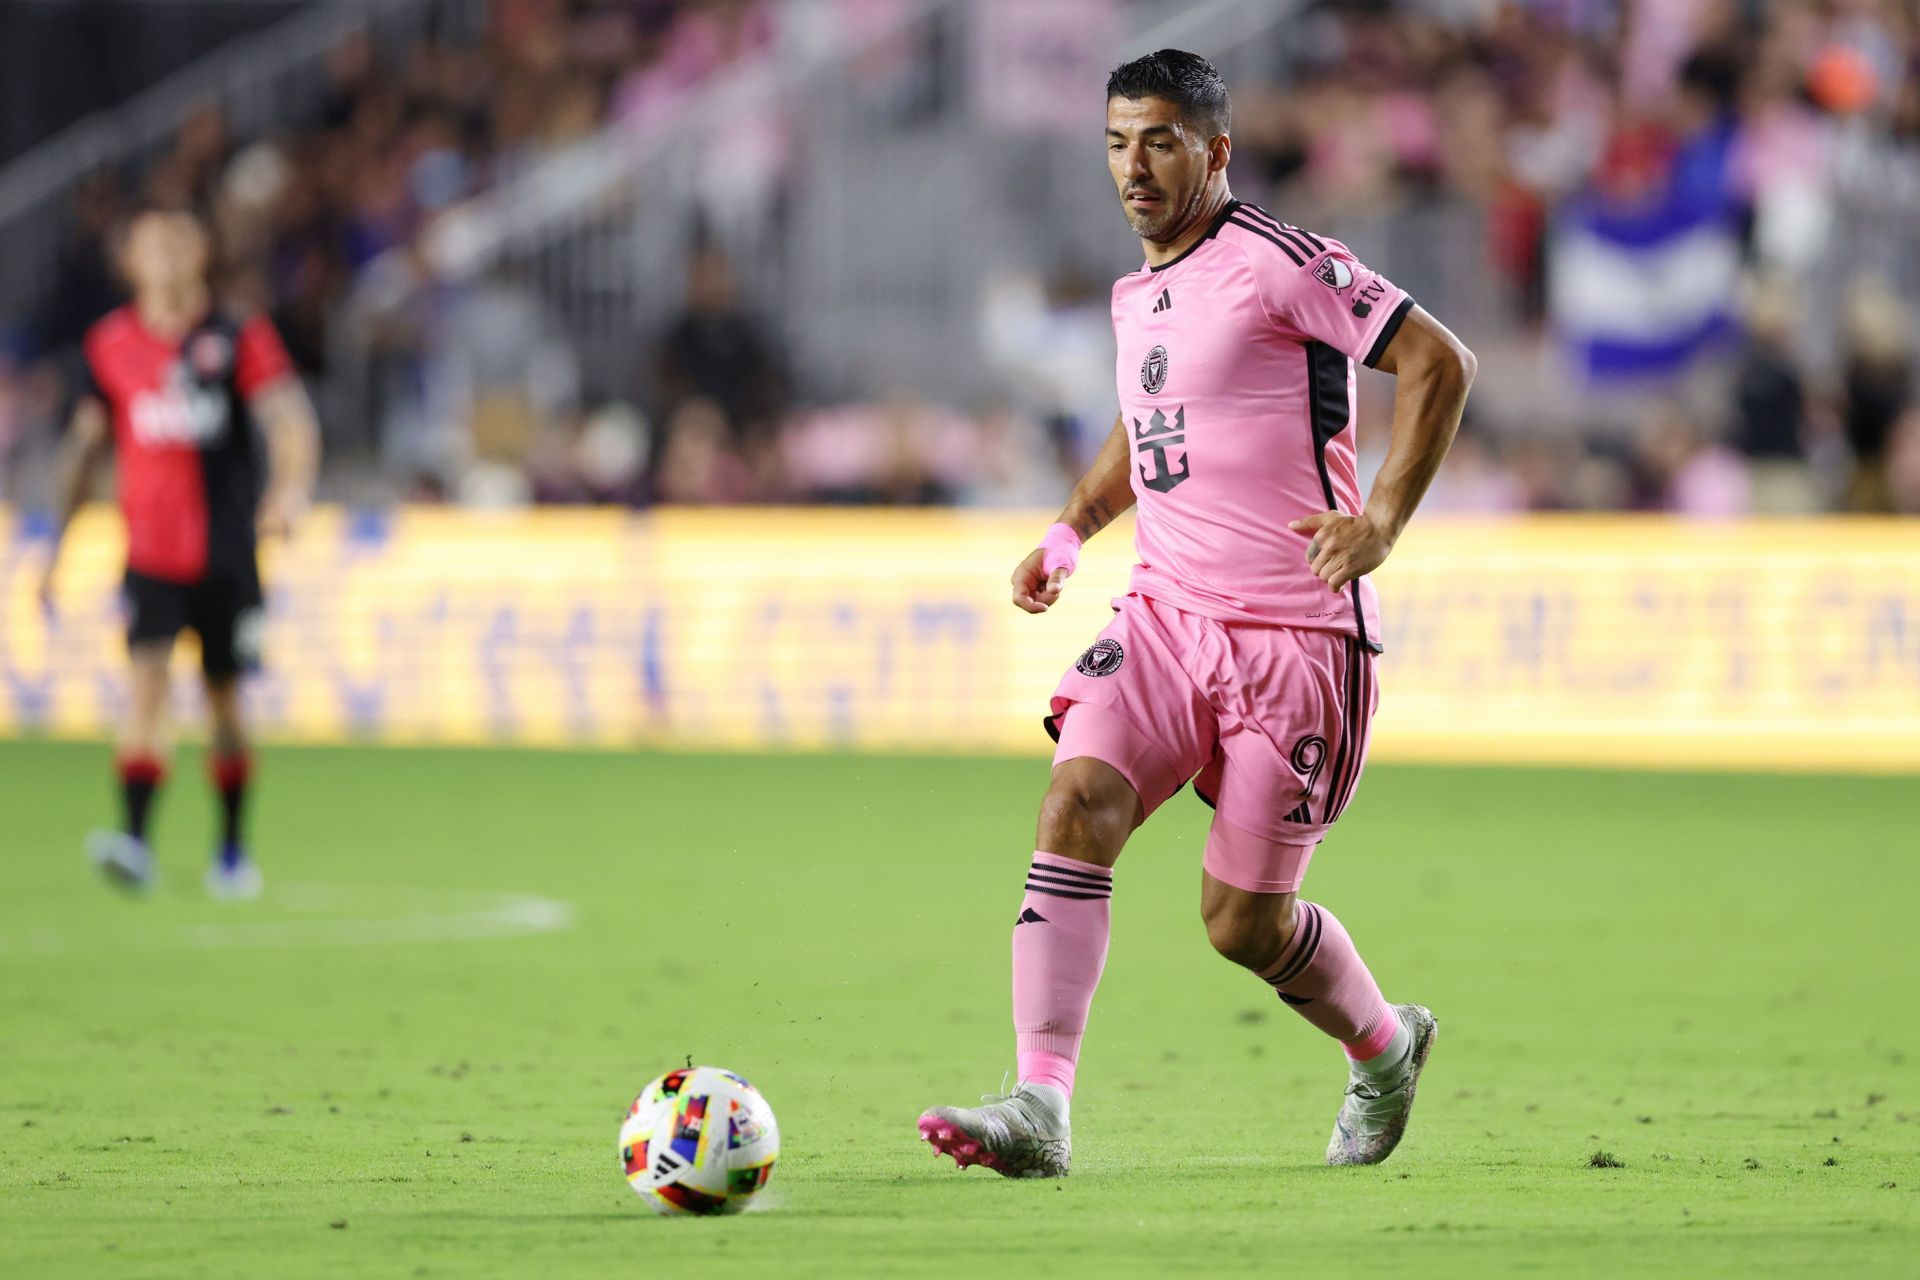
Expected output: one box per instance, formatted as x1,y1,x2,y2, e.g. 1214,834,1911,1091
1289,511,1392,593
256,487,308,539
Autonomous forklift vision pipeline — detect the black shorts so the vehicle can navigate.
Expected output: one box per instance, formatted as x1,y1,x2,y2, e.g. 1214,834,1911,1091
123,566,265,680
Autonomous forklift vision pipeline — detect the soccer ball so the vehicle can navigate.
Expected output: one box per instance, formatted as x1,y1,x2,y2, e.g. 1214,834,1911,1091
619,1066,779,1215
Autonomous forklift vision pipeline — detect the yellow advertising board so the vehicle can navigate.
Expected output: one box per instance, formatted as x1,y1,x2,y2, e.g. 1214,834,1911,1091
4,507,1918,771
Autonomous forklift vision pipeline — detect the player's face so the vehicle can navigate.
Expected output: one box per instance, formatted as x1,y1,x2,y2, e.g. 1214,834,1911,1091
121,212,210,298
1106,96,1222,243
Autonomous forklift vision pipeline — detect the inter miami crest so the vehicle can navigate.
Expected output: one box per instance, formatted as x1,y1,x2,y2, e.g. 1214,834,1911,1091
1140,345,1168,394
1075,639,1124,677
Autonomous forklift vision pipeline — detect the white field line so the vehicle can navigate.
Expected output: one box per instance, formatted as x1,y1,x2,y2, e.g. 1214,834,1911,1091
0,882,574,955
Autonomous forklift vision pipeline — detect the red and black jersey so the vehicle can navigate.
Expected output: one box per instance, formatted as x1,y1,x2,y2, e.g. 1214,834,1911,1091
82,306,293,583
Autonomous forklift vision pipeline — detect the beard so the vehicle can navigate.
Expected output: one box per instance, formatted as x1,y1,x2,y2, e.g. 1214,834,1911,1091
1121,185,1201,243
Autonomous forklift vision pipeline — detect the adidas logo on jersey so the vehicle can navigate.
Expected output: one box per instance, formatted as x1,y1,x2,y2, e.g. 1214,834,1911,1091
1151,288,1172,313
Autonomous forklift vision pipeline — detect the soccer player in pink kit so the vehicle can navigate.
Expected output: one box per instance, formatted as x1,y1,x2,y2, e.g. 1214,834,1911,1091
919,50,1475,1175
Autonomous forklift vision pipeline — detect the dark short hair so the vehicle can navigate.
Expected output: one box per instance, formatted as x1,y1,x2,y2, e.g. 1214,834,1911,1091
1106,48,1229,136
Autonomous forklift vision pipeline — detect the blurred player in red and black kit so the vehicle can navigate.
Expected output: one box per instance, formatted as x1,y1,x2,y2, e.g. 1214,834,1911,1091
39,203,320,899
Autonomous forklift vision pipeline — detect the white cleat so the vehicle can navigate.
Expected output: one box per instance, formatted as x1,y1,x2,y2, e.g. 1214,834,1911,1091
1326,1003,1438,1167
205,853,264,901
918,1084,1072,1178
87,830,155,894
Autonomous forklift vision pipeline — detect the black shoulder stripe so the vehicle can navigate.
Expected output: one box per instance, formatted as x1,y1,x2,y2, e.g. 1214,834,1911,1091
1237,210,1318,261
1275,225,1319,260
1239,203,1325,255
1227,214,1306,267
1233,203,1288,234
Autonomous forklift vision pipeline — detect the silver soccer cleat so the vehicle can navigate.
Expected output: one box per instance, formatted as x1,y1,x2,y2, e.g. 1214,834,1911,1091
1326,1003,1438,1166
918,1085,1072,1178
205,852,264,902
87,830,155,894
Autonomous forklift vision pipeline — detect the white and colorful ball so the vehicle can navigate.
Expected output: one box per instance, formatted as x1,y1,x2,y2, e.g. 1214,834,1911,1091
619,1066,779,1216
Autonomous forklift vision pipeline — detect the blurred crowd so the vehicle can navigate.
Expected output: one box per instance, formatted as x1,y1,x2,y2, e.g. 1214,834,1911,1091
2,0,1918,516
1222,0,1920,516
2,0,792,505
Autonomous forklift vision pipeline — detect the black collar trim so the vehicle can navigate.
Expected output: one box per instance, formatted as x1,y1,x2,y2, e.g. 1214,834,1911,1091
1147,198,1241,273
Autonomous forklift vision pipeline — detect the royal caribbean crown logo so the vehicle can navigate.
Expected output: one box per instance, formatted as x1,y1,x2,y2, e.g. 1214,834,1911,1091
1132,405,1189,493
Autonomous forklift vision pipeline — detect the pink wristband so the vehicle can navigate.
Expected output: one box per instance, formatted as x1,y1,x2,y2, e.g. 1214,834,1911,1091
1038,522,1082,578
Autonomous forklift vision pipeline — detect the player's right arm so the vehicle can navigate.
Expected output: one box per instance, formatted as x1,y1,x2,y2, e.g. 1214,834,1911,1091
236,314,320,538
38,394,112,613
248,377,321,538
1011,414,1136,614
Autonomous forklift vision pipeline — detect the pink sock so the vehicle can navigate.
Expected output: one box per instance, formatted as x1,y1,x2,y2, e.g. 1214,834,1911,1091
1011,852,1113,1098
1257,902,1397,1059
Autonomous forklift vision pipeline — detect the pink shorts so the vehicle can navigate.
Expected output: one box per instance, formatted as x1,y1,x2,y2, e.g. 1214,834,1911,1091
1046,594,1378,895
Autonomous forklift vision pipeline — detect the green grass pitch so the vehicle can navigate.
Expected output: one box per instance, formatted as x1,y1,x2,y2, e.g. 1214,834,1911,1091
1,740,1915,1278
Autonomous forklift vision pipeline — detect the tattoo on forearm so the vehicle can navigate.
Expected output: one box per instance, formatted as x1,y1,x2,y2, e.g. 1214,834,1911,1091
1072,496,1116,541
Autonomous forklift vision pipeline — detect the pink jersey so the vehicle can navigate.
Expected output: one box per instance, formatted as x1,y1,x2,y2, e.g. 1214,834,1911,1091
1110,199,1412,651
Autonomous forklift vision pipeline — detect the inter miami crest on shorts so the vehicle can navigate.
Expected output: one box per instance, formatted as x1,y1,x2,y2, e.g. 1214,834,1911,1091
1075,639,1125,677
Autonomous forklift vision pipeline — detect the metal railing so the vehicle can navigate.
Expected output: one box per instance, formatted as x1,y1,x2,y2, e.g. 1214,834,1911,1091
1,0,1529,475
0,0,485,331
327,0,1336,456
